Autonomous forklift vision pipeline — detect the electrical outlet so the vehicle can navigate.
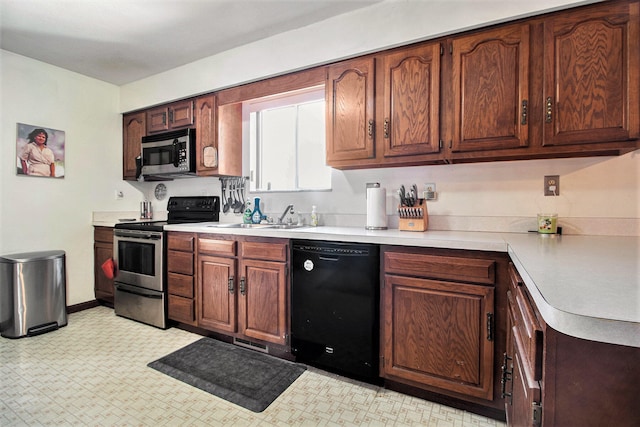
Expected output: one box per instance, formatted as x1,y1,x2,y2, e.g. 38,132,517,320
424,183,437,200
544,175,560,196
115,190,124,200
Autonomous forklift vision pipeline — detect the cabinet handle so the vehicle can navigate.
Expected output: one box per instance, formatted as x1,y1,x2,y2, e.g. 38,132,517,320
240,277,246,295
521,100,528,125
228,276,234,294
384,118,390,139
545,97,553,123
368,119,374,138
501,352,513,400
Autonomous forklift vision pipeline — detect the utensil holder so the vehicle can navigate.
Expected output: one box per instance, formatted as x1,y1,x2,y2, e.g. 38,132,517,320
398,199,428,231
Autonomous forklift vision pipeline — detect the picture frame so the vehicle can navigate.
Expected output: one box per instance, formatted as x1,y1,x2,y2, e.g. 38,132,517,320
16,123,65,178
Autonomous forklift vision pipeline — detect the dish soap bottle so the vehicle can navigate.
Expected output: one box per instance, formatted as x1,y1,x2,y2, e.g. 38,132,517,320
251,197,264,224
243,200,252,224
310,205,318,226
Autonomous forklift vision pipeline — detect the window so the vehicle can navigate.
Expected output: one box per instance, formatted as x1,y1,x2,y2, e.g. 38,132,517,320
245,86,331,192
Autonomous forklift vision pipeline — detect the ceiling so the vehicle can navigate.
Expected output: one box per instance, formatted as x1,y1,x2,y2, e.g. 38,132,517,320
0,0,382,85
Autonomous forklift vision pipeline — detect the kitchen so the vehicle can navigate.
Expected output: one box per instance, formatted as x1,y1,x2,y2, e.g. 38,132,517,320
1,0,639,425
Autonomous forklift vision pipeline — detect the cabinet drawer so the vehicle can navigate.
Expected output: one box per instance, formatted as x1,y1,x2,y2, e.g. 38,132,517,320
509,287,543,380
198,237,236,256
240,240,288,262
384,251,495,285
168,294,195,324
94,227,113,243
168,272,194,298
167,233,194,251
167,250,193,275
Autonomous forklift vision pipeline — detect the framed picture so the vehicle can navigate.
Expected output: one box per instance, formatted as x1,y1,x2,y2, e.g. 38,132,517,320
16,123,65,178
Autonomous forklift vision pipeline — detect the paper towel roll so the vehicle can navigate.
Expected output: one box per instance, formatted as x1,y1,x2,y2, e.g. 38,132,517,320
366,186,387,229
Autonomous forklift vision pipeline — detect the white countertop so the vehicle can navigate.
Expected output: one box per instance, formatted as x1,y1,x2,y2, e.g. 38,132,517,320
131,222,639,348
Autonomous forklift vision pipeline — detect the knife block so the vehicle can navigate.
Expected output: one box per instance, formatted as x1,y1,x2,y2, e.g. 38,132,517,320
398,199,428,231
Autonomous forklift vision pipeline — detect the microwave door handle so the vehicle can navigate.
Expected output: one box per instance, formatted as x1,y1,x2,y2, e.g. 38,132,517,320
173,139,180,167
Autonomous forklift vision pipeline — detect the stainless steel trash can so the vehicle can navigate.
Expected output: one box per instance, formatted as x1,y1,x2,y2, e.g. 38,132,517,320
0,250,67,338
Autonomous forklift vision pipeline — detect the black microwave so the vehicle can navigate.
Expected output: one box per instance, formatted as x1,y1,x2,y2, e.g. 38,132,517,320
141,128,196,176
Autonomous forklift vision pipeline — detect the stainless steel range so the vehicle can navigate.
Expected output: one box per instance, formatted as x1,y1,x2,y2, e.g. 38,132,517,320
113,196,219,328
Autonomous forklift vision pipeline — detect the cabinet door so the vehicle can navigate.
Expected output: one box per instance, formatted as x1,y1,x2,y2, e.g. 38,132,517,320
326,57,376,164
194,94,218,175
197,254,237,333
122,112,145,180
146,106,169,133
380,43,441,157
170,99,195,128
382,274,495,400
238,258,287,346
543,2,639,146
94,241,114,302
147,100,195,134
451,23,531,153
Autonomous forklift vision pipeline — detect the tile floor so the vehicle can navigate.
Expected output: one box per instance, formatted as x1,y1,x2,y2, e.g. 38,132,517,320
1,306,506,426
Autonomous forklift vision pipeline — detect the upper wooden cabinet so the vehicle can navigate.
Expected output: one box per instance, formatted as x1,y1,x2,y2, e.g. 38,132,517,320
450,23,531,154
326,57,376,164
122,111,145,180
542,1,639,147
194,94,241,177
326,44,444,169
379,43,442,159
146,99,195,134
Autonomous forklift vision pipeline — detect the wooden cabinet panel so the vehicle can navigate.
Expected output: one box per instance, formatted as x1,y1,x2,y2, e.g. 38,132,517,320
240,240,288,262
238,258,287,345
451,23,531,153
542,1,639,147
167,250,193,276
197,254,237,333
380,43,441,158
383,274,495,400
94,241,114,302
94,226,114,303
167,233,194,251
194,94,218,175
326,57,376,164
216,102,243,176
198,236,236,256
147,99,194,134
384,251,496,285
122,112,145,180
167,272,194,298
168,294,195,324
167,232,196,325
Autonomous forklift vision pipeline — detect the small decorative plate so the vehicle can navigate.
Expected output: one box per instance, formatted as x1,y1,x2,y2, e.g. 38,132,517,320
154,183,167,200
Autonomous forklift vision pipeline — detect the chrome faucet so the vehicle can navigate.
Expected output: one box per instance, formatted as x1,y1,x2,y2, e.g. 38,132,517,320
278,204,295,224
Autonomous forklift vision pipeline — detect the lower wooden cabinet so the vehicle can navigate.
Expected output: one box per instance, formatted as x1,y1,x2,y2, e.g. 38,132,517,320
381,246,509,411
503,263,640,426
94,226,114,304
167,232,196,325
196,234,289,348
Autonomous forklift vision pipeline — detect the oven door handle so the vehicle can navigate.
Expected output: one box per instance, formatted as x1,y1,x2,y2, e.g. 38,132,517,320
115,283,163,299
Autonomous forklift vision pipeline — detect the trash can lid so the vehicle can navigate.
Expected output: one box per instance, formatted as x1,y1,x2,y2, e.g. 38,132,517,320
0,250,66,263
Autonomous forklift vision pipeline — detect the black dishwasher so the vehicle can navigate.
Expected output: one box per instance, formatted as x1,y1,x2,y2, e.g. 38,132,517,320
291,239,380,383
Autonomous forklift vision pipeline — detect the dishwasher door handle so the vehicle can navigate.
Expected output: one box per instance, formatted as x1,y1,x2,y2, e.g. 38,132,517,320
318,256,340,262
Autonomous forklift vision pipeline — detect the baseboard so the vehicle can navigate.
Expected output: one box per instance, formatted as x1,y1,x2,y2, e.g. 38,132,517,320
66,300,101,314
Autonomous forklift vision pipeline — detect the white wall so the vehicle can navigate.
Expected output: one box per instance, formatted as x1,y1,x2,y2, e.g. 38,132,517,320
0,51,143,305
